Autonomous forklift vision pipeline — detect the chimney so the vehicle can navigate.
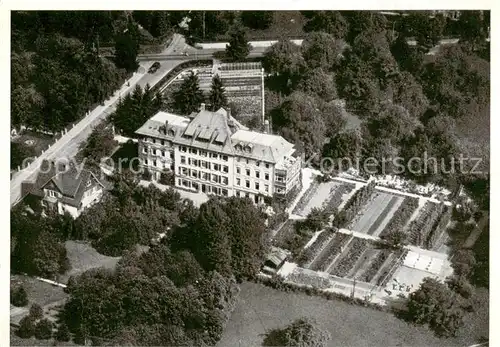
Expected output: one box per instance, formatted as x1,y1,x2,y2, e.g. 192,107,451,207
200,103,205,111
264,119,270,134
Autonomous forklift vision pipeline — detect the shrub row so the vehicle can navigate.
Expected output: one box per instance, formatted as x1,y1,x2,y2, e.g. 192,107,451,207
376,249,408,287
359,250,391,283
425,205,452,249
310,233,350,272
379,197,419,239
323,184,355,215
407,202,445,247
331,238,369,277
292,180,320,215
297,229,335,267
333,181,377,228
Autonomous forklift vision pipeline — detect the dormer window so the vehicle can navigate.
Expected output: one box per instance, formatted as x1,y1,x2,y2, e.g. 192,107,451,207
168,129,175,137
235,144,242,151
47,190,57,198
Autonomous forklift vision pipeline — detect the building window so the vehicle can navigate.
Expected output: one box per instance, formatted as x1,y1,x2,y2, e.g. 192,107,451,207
162,151,166,157
48,190,57,198
237,191,241,197
152,138,156,144
143,146,148,154
265,185,269,192
237,178,241,186
144,159,148,165
245,192,250,198
256,161,260,167
223,165,229,173
277,188,284,193
255,171,260,178
255,182,260,190
210,153,218,159
265,163,270,169
246,180,250,188
200,150,207,157
236,167,241,174
212,174,218,183
265,173,269,180
222,155,228,161
153,160,157,167
191,170,198,178
222,189,228,196
222,177,228,185
161,139,165,146
246,169,250,176
246,159,249,164
180,146,187,152
213,163,220,171
181,156,186,164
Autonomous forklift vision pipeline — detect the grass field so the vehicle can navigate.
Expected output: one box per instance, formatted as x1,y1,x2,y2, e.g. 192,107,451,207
59,240,121,283
218,281,471,347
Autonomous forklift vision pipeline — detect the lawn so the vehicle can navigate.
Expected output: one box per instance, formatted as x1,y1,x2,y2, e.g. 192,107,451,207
218,281,471,347
59,240,121,283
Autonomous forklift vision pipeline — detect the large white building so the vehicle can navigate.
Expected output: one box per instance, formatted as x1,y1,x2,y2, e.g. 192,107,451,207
135,105,301,204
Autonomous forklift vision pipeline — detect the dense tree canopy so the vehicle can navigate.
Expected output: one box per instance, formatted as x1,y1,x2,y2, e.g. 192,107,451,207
263,317,331,347
304,11,349,40
225,26,250,62
240,11,274,30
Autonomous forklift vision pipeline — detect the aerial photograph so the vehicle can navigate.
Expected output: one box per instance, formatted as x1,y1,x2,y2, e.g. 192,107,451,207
10,10,490,346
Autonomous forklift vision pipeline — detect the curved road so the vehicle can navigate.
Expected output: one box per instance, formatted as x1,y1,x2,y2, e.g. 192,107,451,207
10,34,187,207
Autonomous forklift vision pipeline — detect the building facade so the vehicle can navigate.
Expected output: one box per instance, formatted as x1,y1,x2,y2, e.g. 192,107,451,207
21,161,104,218
135,105,301,204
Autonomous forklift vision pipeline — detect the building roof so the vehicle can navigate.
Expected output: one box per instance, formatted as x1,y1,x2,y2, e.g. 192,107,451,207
266,246,291,268
135,108,298,165
135,111,190,140
231,130,296,165
21,160,103,207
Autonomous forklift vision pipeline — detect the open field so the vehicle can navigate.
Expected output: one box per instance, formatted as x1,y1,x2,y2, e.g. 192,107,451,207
59,240,121,283
218,281,470,347
349,192,404,237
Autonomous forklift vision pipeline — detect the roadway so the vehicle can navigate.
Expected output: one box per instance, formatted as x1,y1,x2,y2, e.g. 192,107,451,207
10,34,188,207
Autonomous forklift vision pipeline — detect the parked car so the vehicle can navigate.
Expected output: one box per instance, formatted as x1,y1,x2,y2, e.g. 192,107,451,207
148,62,161,74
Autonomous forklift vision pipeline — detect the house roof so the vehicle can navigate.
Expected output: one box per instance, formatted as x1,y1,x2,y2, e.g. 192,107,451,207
21,160,104,207
231,130,296,165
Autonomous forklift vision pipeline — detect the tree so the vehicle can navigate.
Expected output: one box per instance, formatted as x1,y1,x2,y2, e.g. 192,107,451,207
271,91,326,158
225,26,250,62
11,284,29,307
240,11,274,30
173,72,205,115
263,317,331,347
366,103,421,144
304,208,329,231
301,32,344,70
208,75,228,111
322,130,362,170
406,277,465,337
29,303,44,320
35,318,53,340
17,316,36,338
296,68,338,101
55,323,71,342
304,11,349,39
114,20,140,73
456,11,489,44
263,39,306,93
344,11,388,43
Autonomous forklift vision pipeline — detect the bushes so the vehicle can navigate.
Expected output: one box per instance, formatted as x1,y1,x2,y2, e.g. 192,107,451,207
359,250,391,283
379,197,419,239
11,284,28,307
55,323,71,342
333,181,376,228
310,233,350,271
297,229,335,267
407,202,445,247
34,318,53,340
29,303,43,320
17,316,36,338
331,238,369,277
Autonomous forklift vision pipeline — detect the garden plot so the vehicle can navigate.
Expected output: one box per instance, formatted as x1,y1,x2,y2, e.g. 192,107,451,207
328,237,369,277
297,181,354,217
349,192,404,236
371,249,409,288
308,232,352,272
